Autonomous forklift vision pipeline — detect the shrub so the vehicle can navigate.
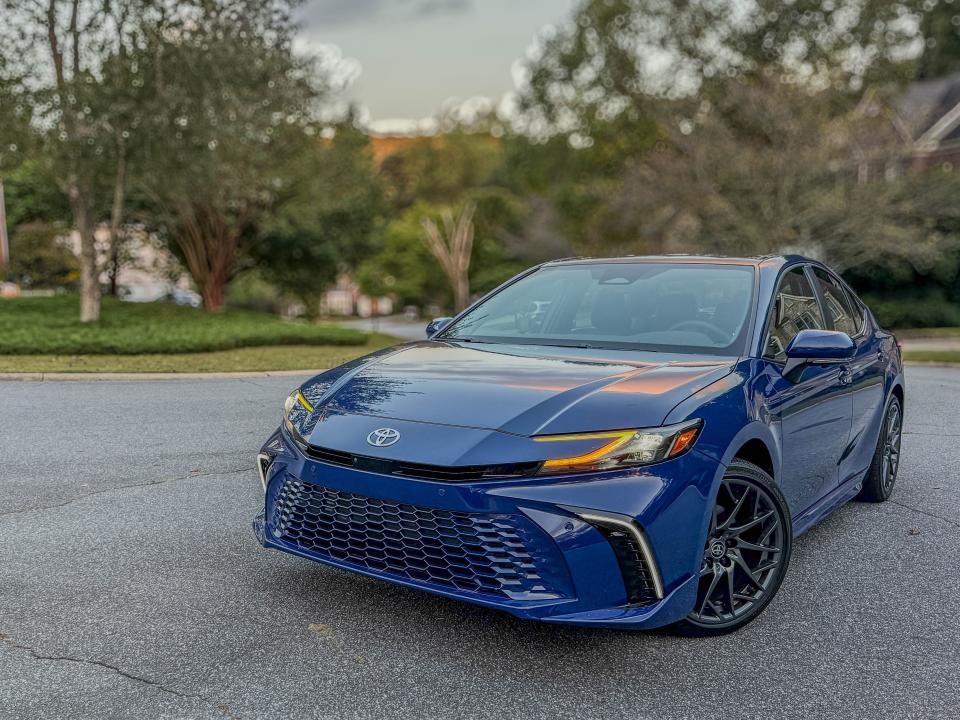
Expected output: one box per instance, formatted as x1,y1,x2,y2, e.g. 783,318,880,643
7,223,77,288
0,296,368,355
862,291,960,330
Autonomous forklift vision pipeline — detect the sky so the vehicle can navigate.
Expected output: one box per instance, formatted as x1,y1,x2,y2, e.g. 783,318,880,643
295,0,580,133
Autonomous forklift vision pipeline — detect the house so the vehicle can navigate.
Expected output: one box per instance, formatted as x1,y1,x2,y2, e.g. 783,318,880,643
63,225,194,302
852,70,960,181
892,70,960,173
322,273,393,318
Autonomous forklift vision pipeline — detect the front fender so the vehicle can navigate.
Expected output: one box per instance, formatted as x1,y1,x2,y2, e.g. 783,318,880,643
664,359,782,480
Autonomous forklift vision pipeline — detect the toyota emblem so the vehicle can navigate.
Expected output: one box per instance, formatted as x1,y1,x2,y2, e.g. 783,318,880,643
367,427,401,447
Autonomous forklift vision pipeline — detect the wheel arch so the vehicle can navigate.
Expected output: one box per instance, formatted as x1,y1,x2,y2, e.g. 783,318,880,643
693,423,784,557
730,438,775,480
717,422,781,483
891,381,904,411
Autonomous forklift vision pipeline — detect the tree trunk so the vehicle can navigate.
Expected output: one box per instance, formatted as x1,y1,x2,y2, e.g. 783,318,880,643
302,295,322,322
170,201,238,313
421,203,475,314
0,179,9,272
453,274,469,314
47,0,101,322
107,155,127,296
68,180,100,322
200,275,226,312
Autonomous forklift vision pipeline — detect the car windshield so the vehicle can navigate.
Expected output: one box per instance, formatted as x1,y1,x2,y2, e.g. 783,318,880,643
440,262,755,355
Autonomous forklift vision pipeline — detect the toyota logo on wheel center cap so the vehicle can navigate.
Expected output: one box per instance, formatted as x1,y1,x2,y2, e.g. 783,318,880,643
367,427,401,447
709,539,727,559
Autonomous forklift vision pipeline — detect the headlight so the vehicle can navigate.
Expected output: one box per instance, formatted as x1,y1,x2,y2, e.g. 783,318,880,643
282,389,315,449
533,420,702,475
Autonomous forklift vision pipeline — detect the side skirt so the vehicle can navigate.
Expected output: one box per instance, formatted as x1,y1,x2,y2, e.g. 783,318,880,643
792,468,868,536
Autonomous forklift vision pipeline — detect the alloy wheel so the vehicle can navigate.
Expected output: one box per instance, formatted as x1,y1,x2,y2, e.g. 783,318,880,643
881,401,902,494
687,477,787,628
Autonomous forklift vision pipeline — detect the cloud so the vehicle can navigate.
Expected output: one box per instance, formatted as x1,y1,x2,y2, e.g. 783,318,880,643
299,0,471,28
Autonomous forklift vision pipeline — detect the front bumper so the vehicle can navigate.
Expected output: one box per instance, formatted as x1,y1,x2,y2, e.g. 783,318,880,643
253,428,721,628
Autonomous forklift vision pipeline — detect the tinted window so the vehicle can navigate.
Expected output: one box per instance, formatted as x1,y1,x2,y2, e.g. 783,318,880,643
812,268,861,337
441,262,755,355
844,285,865,332
764,266,825,362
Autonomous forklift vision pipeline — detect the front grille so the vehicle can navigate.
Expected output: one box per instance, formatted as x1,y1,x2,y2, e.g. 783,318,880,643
592,524,659,606
304,444,540,482
269,479,570,600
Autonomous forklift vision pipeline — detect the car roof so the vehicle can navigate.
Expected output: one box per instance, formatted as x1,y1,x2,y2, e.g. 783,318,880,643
540,254,809,269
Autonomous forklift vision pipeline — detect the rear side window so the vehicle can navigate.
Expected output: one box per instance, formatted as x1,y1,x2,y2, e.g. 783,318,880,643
812,268,861,337
764,266,825,362
844,286,865,333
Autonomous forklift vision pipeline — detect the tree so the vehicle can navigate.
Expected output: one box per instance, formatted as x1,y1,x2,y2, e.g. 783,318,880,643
421,202,476,313
250,120,386,318
508,0,950,263
358,189,537,311
503,111,659,254
357,204,450,309
379,132,504,211
8,222,78,288
0,0,158,321
0,160,71,230
368,130,542,312
0,55,31,273
140,1,335,311
916,0,960,79
519,0,920,142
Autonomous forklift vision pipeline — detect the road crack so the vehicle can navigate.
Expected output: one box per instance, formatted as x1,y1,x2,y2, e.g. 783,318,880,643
903,430,960,438
888,499,960,530
0,633,240,718
0,465,254,519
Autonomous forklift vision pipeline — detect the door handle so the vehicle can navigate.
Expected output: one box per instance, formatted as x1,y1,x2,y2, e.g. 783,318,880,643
838,367,852,385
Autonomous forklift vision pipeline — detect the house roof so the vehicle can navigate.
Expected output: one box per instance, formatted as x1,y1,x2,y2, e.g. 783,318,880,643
894,70,960,143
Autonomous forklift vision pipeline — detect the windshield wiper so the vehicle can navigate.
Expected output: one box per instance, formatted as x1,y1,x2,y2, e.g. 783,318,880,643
534,342,602,350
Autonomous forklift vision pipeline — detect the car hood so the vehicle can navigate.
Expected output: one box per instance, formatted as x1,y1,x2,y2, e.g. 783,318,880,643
301,341,734,438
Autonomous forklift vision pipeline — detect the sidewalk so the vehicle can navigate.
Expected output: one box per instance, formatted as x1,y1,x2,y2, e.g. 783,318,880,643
900,337,960,352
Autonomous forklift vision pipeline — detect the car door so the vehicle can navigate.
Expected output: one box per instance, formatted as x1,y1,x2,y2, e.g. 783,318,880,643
811,267,886,484
759,265,853,515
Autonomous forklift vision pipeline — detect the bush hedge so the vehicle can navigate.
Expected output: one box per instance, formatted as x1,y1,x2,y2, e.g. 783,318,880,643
861,292,960,330
0,296,368,355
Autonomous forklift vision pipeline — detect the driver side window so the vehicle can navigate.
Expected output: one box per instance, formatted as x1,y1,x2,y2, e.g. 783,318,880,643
764,267,826,362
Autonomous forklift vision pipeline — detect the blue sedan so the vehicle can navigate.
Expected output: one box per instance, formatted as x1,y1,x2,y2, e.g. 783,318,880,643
254,256,904,635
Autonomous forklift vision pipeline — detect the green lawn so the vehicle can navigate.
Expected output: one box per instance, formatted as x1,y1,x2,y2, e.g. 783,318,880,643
902,350,960,364
0,338,397,373
895,327,960,339
0,296,369,355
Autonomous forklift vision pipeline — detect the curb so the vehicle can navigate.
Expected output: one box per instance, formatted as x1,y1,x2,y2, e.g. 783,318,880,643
902,360,960,368
0,369,326,382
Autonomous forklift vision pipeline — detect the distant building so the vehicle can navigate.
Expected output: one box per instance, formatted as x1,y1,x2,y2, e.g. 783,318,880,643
368,133,427,166
852,71,960,181
892,70,960,173
63,225,192,301
322,273,393,318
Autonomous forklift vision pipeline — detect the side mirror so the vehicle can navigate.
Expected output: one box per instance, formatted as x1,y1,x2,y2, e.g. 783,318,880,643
783,329,855,378
426,317,453,338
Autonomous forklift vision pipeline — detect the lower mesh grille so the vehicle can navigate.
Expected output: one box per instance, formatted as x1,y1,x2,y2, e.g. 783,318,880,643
269,479,570,600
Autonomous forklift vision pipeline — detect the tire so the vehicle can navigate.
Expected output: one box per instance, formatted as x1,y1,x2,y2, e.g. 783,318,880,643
672,459,793,637
856,394,903,503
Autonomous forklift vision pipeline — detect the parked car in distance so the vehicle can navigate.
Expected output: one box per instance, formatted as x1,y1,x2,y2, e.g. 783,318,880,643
254,256,904,635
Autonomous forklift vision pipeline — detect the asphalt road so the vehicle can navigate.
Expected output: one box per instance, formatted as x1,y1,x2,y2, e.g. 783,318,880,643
1,367,958,720
341,316,427,341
